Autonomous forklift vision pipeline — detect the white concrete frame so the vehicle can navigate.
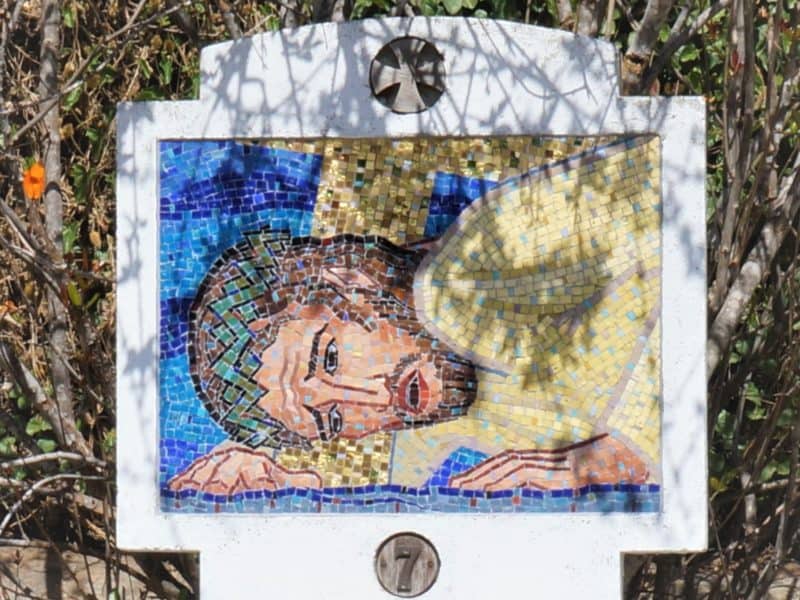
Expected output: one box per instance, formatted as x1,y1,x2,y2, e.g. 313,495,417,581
116,17,707,599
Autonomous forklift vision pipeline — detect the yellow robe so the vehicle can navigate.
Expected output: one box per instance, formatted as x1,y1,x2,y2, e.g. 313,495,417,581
274,135,662,486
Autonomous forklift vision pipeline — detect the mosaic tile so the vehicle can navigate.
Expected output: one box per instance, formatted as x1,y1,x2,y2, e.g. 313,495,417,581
159,135,662,513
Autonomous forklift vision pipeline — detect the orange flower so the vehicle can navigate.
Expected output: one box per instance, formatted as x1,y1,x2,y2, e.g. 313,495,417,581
23,162,45,200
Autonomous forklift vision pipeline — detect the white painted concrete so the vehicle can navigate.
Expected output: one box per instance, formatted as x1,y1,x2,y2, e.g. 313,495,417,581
116,17,706,599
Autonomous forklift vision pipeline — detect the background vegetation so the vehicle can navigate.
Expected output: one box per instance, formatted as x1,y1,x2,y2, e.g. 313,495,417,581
0,0,797,597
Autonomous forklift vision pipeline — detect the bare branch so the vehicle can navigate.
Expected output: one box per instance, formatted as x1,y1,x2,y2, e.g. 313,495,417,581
709,0,755,314
0,473,105,538
0,341,91,456
390,0,415,17
556,0,575,29
0,451,106,472
640,0,731,93
7,0,183,148
707,157,800,378
621,0,676,92
280,0,303,28
165,0,199,43
0,475,24,490
38,0,85,467
601,0,617,38
311,0,349,22
216,0,243,38
0,197,50,260
576,0,601,36
0,538,53,548
0,234,65,298
0,0,24,143
628,0,676,57
775,412,800,560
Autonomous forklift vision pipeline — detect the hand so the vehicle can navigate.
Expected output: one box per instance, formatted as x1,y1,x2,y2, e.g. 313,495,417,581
448,434,648,492
167,441,322,495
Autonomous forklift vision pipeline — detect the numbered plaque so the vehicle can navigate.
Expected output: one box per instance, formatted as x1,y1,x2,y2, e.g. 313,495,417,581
117,18,706,599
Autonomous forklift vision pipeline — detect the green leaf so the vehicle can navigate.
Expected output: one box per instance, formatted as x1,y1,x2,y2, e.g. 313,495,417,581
441,0,462,14
418,0,439,16
735,338,750,356
85,291,101,310
762,463,780,482
715,409,735,440
744,382,766,420
777,408,796,428
687,68,702,92
63,6,75,29
70,164,88,205
102,428,116,454
462,0,478,9
136,89,165,101
36,438,57,453
86,128,101,144
26,414,53,436
67,281,83,307
63,221,79,254
473,8,488,16
137,58,153,79
679,45,699,63
709,449,726,475
744,381,762,402
0,435,16,455
760,461,777,482
63,85,82,111
159,58,174,87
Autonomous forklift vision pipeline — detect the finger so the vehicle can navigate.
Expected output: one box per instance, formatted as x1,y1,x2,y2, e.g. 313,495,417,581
448,452,516,487
168,457,217,491
450,451,566,488
277,470,322,489
458,459,571,491
483,465,580,492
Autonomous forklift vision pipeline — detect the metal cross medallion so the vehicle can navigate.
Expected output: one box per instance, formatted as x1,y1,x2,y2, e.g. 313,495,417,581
369,37,446,114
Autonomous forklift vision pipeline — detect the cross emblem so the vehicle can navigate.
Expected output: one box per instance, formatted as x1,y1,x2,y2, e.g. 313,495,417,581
370,37,446,114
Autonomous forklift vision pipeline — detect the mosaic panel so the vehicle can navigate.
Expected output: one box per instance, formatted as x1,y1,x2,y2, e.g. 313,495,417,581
159,135,662,513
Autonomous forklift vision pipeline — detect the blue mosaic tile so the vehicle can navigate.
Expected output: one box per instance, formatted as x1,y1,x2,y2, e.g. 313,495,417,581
158,136,663,515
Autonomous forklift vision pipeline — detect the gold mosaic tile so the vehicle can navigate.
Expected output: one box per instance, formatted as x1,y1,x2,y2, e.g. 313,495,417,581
162,134,662,513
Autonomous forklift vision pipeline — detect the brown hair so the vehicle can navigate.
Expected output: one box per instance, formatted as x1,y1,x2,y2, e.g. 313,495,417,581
188,229,476,450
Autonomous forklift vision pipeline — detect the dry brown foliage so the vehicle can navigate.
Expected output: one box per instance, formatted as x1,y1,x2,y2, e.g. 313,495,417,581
0,0,798,598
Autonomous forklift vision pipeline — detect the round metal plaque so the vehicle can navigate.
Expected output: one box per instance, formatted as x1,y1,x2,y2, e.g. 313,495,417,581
369,37,446,114
375,532,440,597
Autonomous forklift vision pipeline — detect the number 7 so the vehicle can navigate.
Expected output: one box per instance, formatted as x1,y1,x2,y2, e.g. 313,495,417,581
394,539,422,593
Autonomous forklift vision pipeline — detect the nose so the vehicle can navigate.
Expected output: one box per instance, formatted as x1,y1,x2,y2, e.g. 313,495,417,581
307,374,392,407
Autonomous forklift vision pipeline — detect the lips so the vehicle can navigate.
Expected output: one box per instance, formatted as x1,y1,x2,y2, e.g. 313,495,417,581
395,366,430,414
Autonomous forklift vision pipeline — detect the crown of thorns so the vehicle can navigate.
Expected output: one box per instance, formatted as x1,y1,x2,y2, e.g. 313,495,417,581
187,229,423,450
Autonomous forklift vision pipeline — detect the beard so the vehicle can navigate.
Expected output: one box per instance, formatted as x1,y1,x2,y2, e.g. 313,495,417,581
381,321,478,429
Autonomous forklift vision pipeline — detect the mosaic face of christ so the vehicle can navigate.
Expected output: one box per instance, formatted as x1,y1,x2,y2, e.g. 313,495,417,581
187,230,478,451
174,228,648,496
254,303,458,443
